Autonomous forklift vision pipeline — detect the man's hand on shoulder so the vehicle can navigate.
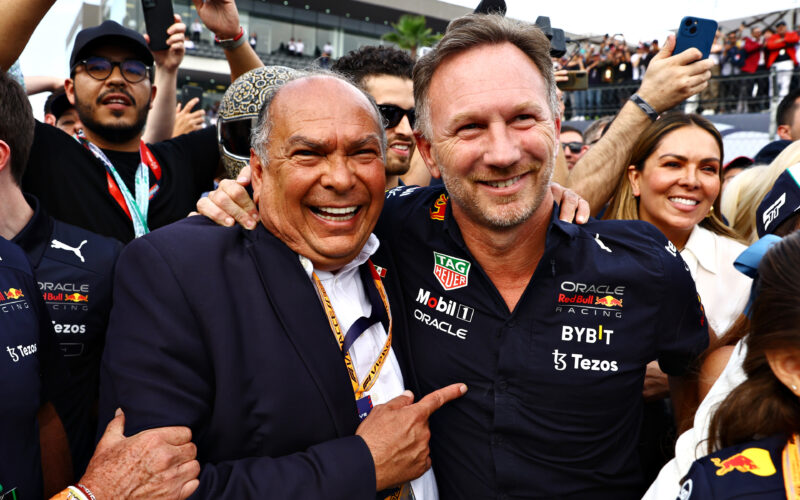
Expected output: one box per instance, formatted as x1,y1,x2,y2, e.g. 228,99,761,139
79,409,200,500
550,182,590,224
195,165,258,229
356,384,467,491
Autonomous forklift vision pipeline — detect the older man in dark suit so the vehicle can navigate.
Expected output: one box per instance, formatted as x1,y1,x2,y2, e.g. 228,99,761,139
99,72,465,498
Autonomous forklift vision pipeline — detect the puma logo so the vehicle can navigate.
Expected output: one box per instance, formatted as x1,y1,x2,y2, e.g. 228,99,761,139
51,239,87,263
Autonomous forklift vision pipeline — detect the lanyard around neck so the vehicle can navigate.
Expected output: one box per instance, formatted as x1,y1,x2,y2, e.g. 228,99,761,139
76,131,162,237
311,259,392,400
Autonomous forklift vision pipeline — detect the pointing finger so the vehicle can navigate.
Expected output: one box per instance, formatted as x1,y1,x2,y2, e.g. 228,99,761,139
414,383,467,418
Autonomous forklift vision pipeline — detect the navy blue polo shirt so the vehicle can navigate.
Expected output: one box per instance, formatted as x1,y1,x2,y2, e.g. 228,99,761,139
12,195,122,475
373,186,709,499
0,238,64,499
678,434,788,499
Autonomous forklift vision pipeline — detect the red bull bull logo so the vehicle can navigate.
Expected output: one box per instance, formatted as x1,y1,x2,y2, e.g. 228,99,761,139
710,448,776,477
595,295,622,307
64,293,89,303
5,288,24,300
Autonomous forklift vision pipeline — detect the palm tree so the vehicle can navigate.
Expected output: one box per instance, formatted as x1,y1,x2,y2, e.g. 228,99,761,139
381,15,442,59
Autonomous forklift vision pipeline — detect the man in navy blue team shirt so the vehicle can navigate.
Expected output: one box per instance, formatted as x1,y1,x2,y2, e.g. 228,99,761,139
198,14,710,499
366,15,709,498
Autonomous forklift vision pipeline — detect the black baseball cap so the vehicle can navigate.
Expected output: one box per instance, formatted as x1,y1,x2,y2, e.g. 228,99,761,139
70,20,153,69
756,163,800,237
44,91,72,119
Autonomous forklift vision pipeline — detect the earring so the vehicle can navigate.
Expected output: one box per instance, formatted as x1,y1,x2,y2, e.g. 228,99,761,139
793,384,798,391
705,206,715,219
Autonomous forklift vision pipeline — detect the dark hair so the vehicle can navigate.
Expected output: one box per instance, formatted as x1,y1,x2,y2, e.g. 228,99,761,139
331,45,414,88
413,13,557,139
560,125,583,140
0,71,34,185
777,87,800,127
604,112,742,242
708,231,800,450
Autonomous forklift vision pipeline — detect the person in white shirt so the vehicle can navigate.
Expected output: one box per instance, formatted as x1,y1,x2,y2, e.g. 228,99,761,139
605,112,750,336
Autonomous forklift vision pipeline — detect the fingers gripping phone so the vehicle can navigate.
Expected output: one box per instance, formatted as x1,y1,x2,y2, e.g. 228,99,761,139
557,70,588,91
674,16,718,59
141,0,175,51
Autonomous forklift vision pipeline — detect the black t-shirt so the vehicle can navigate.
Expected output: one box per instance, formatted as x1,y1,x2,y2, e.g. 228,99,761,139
0,237,66,499
23,122,220,243
372,186,709,499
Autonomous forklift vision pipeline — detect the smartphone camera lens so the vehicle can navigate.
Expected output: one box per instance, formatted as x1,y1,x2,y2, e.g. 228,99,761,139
690,26,697,34
685,18,693,27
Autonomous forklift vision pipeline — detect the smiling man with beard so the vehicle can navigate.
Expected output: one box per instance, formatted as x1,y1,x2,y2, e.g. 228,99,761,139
9,0,262,244
332,46,417,189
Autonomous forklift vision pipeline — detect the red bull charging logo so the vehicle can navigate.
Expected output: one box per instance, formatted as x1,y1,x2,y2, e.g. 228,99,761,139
710,448,776,477
595,295,622,307
64,293,89,303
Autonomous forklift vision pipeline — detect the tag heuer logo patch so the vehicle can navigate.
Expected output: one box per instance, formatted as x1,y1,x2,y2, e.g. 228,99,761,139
433,252,471,290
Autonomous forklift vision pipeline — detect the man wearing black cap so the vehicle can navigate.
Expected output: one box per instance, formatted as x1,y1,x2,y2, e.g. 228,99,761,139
2,0,261,243
44,90,83,136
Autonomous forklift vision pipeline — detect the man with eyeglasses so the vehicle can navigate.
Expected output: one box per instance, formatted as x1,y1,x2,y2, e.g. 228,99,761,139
560,125,589,171
333,46,417,189
3,0,260,244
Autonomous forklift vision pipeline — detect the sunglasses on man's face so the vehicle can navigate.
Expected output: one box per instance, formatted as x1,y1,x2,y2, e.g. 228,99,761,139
73,56,150,84
562,141,584,154
378,104,415,129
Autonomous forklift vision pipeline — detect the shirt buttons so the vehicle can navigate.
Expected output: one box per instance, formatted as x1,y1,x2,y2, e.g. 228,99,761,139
491,434,503,446
496,379,508,392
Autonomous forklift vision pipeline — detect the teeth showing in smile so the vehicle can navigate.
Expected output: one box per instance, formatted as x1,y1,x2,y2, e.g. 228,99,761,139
485,175,521,188
314,206,359,221
106,98,127,105
391,144,409,151
669,197,698,206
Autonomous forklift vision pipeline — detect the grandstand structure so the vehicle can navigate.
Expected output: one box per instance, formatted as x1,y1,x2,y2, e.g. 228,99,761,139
67,0,471,107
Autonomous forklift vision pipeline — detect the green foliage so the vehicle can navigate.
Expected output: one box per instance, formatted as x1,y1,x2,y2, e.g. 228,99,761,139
381,15,442,59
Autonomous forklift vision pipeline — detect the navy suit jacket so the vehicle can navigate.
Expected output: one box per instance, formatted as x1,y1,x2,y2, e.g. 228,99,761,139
99,216,383,498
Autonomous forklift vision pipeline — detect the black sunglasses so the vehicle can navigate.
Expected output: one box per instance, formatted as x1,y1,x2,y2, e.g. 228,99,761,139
562,141,584,154
378,104,415,129
73,56,149,84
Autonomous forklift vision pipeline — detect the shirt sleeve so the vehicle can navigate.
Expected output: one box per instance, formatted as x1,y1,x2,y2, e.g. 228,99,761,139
654,237,709,376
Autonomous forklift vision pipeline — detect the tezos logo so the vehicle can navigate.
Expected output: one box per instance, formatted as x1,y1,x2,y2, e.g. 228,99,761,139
433,252,471,291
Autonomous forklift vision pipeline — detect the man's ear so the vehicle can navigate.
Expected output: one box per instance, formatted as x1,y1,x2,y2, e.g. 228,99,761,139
0,141,12,176
250,149,264,204
777,124,792,141
64,79,76,106
627,165,642,197
413,131,441,179
149,85,157,110
44,114,57,126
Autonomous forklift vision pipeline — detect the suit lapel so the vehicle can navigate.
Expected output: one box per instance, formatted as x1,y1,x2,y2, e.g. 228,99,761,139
245,226,360,436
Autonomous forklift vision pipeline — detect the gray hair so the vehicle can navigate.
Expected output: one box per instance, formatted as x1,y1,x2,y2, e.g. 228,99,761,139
250,69,387,163
413,14,559,140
